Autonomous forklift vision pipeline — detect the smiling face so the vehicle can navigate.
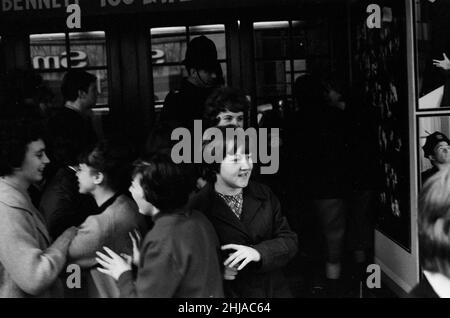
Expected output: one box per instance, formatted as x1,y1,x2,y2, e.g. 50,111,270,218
129,174,155,216
431,141,450,165
216,144,253,193
17,139,50,184
216,111,244,128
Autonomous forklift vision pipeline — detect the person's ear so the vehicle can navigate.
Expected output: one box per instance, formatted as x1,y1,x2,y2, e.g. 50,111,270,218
78,89,87,100
93,172,104,185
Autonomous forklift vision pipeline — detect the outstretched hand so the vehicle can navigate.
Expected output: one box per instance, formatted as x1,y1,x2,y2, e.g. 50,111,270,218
96,246,132,281
221,244,261,271
433,53,450,70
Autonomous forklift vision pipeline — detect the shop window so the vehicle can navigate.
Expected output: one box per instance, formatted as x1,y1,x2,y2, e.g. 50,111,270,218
253,20,330,113
150,24,227,110
29,32,108,112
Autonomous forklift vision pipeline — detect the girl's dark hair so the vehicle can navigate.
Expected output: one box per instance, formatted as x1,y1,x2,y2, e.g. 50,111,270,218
132,154,195,211
78,140,134,192
203,86,249,128
0,114,46,177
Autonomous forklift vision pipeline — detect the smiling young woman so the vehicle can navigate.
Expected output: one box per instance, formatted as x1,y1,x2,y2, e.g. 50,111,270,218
0,114,78,297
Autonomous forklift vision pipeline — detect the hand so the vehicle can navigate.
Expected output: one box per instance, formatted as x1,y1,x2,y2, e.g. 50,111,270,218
433,53,450,70
223,265,238,280
221,244,261,271
129,229,142,266
95,246,132,281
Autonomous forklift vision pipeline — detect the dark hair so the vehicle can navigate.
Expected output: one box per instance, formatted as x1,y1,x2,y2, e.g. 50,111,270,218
0,114,46,177
131,154,195,211
419,168,450,278
203,87,249,128
78,140,134,192
201,125,252,183
61,70,96,102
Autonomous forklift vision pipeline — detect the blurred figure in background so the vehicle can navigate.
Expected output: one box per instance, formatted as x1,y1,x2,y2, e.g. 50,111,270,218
409,167,450,297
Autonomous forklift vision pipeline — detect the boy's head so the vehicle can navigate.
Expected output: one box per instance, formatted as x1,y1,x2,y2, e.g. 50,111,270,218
76,140,133,195
203,87,249,128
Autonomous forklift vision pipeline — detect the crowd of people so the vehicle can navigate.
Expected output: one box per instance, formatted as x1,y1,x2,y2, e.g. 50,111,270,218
0,34,442,298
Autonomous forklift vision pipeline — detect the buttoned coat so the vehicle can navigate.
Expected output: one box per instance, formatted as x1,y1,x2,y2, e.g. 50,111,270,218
188,181,298,298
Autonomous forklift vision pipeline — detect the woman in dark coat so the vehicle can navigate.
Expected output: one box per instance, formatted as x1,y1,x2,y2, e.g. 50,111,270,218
188,126,298,297
95,154,224,298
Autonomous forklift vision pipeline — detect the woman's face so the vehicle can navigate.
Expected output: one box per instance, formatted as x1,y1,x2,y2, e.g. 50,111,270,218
216,111,244,128
76,163,97,194
18,139,50,184
217,145,253,190
129,174,155,216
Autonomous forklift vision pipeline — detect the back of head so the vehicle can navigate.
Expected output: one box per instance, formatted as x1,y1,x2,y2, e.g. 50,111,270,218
132,154,195,211
203,86,249,128
419,167,450,278
0,112,46,177
184,35,219,72
61,70,96,102
79,139,135,193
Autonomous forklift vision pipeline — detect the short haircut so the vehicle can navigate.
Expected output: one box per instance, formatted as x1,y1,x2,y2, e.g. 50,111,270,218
203,87,249,128
201,125,251,183
0,114,46,177
419,167,450,278
131,154,195,211
78,140,134,192
61,70,96,102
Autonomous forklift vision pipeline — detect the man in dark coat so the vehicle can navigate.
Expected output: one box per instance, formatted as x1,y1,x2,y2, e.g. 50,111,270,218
146,35,222,155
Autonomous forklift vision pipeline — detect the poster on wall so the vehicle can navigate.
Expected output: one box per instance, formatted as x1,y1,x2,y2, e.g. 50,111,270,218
352,0,410,250
416,0,450,109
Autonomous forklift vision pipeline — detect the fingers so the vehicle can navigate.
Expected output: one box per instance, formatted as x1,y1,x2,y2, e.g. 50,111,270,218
444,53,448,60
237,258,251,271
221,244,239,251
223,250,240,266
134,229,142,243
228,254,246,269
96,251,112,263
102,246,120,260
120,253,132,264
97,267,110,275
95,256,110,269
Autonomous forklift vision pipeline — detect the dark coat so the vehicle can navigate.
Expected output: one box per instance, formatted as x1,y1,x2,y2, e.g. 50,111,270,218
117,209,224,298
188,181,298,298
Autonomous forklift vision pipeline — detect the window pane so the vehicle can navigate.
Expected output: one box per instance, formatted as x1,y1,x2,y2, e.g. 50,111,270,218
39,72,66,107
151,27,187,64
305,21,329,56
254,21,290,59
69,32,107,67
152,65,185,103
30,33,67,70
291,21,307,58
87,69,109,106
255,60,290,98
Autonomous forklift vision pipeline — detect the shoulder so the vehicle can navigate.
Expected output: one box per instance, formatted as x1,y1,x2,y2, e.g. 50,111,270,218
246,181,274,200
187,184,214,210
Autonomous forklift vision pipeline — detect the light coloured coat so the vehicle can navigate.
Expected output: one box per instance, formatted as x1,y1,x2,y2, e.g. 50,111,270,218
0,179,72,298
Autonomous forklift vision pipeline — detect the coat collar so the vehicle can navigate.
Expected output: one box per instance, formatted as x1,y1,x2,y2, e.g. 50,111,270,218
205,182,265,236
0,178,51,244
